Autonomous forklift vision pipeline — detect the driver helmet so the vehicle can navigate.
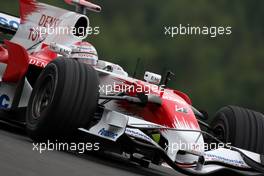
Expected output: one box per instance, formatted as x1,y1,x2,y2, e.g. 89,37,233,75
70,41,98,66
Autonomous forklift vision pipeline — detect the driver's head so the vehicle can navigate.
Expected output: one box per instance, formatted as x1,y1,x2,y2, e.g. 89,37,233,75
70,42,98,66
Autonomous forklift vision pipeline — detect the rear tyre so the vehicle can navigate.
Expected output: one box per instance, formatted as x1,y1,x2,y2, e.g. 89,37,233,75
26,58,99,141
211,106,264,154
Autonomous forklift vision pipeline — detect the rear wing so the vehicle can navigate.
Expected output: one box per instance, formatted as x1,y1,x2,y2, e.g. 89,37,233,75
0,12,20,35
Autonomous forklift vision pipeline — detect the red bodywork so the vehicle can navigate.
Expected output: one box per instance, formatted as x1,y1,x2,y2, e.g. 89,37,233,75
0,41,57,82
0,0,200,131
0,40,29,82
0,39,200,130
111,78,200,130
0,40,200,130
0,0,57,81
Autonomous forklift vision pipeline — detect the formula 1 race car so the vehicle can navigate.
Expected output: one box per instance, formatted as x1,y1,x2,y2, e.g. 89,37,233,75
0,0,263,175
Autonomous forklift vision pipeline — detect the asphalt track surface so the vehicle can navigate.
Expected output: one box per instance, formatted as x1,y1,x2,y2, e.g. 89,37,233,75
0,121,182,176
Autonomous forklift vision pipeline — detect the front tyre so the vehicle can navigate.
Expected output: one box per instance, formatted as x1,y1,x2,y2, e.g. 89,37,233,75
26,58,99,141
211,106,264,154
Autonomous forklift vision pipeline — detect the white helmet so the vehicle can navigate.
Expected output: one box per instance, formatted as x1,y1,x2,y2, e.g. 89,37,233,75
70,42,98,66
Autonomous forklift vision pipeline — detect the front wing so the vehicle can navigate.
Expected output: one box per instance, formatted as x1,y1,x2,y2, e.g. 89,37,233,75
79,108,264,176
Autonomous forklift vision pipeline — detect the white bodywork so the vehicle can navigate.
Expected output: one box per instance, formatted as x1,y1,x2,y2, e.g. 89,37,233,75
11,3,88,53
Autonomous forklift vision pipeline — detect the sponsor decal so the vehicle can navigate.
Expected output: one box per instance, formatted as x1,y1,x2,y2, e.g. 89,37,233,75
98,128,118,139
38,14,61,28
125,128,152,143
0,94,10,109
29,58,48,68
205,153,246,167
0,16,19,29
28,14,62,42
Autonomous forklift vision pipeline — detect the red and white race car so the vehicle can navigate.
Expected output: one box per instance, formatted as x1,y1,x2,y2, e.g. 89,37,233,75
0,0,263,175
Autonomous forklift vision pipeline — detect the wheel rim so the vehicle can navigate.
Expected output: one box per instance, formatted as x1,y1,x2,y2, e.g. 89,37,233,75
214,124,226,143
32,74,55,119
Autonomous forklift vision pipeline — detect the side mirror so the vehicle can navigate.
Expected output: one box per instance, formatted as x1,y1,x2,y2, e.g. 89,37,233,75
65,0,101,14
191,106,209,121
144,71,162,85
162,71,175,88
198,109,209,121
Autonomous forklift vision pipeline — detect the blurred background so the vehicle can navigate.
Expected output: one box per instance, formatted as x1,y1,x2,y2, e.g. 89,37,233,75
1,0,264,116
